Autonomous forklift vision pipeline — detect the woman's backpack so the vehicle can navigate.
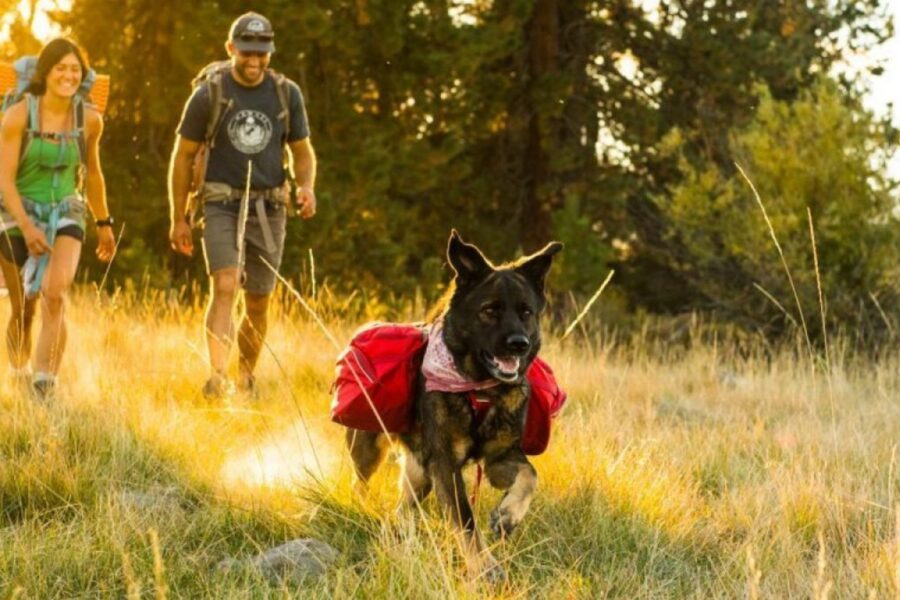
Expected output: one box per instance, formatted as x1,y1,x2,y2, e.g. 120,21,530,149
0,56,110,172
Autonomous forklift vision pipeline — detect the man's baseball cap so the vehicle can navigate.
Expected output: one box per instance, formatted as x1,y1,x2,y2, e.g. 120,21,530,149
229,12,276,54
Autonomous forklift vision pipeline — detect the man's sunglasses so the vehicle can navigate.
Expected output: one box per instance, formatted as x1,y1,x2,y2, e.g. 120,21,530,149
237,33,274,42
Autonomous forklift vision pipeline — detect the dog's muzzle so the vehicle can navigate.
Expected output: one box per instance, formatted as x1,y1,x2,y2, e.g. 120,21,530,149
481,352,521,382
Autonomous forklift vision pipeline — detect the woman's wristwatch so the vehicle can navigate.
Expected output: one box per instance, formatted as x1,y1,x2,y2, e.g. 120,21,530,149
95,216,115,229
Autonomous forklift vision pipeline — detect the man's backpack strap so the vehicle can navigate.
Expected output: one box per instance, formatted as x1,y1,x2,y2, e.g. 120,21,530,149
203,69,233,148
188,64,232,227
271,71,291,145
270,71,295,198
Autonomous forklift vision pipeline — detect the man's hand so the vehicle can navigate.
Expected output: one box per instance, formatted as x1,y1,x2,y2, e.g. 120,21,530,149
170,219,194,256
96,226,116,262
23,223,50,256
296,185,316,219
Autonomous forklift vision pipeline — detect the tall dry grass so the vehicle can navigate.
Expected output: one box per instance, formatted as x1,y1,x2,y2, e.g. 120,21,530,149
0,284,897,598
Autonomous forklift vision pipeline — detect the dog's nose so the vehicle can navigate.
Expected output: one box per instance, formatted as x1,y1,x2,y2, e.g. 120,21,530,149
505,334,530,354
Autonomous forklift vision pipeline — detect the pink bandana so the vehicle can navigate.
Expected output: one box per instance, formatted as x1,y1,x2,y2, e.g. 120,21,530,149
422,322,500,393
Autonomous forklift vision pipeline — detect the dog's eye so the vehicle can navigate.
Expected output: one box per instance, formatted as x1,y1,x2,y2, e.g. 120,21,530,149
482,307,498,317
520,306,534,318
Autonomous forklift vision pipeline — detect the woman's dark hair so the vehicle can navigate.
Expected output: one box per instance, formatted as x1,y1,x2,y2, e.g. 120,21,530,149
26,37,89,96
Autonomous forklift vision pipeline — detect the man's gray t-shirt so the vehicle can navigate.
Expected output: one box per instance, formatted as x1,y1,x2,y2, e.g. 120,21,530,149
177,71,310,190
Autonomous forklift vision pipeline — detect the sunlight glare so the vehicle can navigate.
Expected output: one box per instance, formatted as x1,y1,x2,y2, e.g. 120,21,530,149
19,0,69,43
221,423,341,490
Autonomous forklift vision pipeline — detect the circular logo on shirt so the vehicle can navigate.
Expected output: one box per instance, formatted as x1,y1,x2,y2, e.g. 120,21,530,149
227,110,273,154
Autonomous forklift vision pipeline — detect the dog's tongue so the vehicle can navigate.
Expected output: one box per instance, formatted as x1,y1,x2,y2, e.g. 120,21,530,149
495,356,520,374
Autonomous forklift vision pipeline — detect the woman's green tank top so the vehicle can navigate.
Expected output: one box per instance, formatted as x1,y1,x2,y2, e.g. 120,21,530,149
16,135,80,203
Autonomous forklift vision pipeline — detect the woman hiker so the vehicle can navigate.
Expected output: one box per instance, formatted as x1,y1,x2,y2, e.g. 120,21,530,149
0,37,115,399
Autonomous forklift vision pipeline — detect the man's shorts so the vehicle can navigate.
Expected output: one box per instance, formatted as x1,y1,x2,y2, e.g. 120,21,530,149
201,200,287,295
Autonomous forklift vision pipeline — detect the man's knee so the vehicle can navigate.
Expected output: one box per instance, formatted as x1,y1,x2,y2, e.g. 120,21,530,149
211,269,241,300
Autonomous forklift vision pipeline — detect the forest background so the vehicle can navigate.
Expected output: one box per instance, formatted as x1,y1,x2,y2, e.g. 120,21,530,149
0,0,897,347
0,4,898,597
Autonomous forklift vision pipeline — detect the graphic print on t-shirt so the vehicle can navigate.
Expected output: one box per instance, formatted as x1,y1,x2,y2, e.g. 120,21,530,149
227,109,273,154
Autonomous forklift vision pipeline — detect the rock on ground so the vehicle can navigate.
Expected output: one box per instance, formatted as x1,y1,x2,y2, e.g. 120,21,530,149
218,538,338,584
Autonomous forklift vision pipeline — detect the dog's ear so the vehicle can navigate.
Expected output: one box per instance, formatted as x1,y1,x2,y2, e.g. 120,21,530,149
447,230,492,286
515,241,563,294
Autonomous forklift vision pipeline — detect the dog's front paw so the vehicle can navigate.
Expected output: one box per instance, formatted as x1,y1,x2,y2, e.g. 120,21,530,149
479,555,506,584
490,508,519,540
483,563,506,584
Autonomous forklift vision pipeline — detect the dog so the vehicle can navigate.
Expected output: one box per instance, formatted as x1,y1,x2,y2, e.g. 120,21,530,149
344,229,563,581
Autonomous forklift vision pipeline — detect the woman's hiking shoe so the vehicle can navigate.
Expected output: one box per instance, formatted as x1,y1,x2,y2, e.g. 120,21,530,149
237,373,259,399
9,365,31,391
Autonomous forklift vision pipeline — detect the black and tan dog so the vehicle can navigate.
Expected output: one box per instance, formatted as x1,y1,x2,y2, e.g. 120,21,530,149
345,230,562,580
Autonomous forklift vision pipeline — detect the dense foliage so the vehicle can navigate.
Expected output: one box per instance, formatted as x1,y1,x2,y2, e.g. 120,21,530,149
654,81,899,343
0,0,895,343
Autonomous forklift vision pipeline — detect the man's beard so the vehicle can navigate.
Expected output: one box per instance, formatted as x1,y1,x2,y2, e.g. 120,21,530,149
235,63,264,85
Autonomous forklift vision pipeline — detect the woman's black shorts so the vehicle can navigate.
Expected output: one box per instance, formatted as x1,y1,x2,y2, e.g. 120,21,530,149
0,226,85,268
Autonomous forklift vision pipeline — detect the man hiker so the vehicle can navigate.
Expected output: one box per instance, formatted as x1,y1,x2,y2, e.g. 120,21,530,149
168,12,317,398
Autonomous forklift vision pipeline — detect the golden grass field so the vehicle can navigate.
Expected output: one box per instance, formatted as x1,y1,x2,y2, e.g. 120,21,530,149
0,285,897,598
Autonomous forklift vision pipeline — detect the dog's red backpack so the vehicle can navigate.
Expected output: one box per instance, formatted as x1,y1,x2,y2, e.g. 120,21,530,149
520,357,567,455
330,322,427,433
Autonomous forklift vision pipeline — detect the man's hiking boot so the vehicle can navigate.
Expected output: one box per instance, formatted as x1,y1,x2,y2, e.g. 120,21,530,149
31,377,56,402
202,373,234,400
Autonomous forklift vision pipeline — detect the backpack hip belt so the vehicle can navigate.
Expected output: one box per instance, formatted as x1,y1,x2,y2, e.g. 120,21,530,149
21,194,85,222
201,181,285,254
0,193,85,232
200,180,290,205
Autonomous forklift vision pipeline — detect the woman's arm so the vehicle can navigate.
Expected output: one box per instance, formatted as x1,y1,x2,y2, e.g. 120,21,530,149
85,107,115,262
84,107,109,220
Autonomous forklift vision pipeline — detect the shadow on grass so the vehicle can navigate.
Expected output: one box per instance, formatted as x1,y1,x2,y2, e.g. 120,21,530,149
294,469,726,597
0,397,745,598
0,396,340,596
0,400,199,526
486,480,721,597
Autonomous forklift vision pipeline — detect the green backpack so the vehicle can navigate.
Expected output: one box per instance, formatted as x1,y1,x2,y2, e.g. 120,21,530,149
0,56,98,181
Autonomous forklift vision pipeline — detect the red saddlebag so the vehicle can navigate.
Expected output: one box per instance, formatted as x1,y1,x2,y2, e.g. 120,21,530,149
331,323,567,455
520,357,567,455
330,323,427,433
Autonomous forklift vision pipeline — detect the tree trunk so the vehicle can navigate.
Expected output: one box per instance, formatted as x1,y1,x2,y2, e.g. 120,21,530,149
521,0,559,251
